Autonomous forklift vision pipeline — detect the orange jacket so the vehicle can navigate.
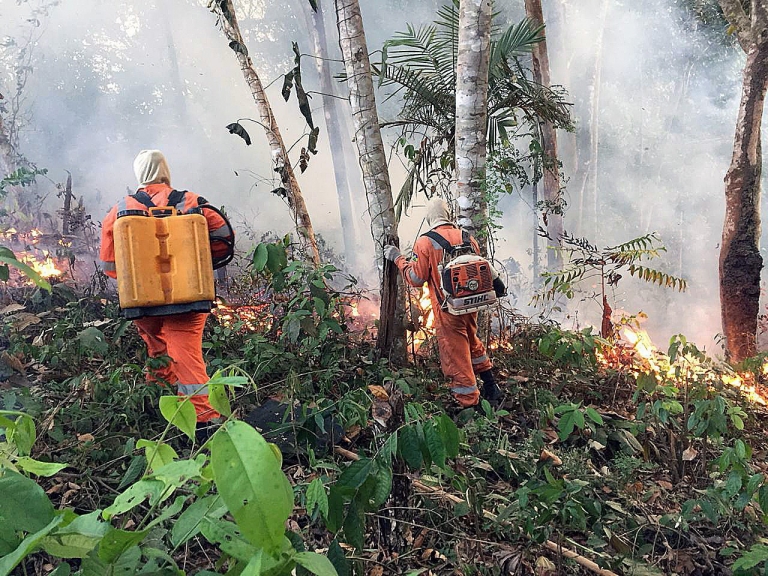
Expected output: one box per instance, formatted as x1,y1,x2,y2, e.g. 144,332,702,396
100,183,227,279
395,224,482,311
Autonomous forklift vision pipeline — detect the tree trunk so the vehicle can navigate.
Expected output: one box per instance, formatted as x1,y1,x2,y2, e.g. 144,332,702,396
303,0,361,271
455,0,492,254
214,0,321,267
718,10,768,361
0,113,16,175
524,0,563,270
334,0,405,360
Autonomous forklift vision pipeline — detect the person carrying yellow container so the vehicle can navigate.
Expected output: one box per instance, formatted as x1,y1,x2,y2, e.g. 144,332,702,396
100,150,234,427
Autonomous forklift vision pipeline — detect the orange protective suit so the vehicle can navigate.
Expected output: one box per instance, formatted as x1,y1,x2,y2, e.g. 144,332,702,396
395,224,492,407
99,153,227,423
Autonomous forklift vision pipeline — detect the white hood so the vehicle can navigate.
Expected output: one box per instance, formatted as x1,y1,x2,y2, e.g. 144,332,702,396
133,150,171,187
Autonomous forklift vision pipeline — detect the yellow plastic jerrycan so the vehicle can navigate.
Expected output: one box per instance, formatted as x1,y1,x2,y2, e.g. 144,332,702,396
114,206,215,319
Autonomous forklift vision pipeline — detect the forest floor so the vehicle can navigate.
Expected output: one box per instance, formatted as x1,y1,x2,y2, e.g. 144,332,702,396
3,273,768,576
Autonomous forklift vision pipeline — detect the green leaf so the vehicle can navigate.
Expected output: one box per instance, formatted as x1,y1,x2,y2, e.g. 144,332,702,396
325,486,345,533
9,413,36,456
208,383,232,417
171,494,227,548
557,410,577,440
159,395,197,440
438,414,459,458
102,479,165,519
210,420,294,554
398,425,423,469
0,255,51,291
77,327,108,355
342,500,364,551
41,511,108,559
266,243,287,275
98,527,149,563
48,563,71,576
0,469,55,532
199,517,257,562
0,515,62,576
424,419,446,468
733,544,768,571
117,455,146,490
306,478,329,518
336,459,373,490
253,243,269,271
80,544,140,576
327,539,349,576
369,463,392,508
585,407,604,425
294,552,339,576
14,457,67,477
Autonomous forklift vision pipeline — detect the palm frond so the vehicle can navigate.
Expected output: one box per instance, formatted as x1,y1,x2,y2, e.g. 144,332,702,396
490,18,544,77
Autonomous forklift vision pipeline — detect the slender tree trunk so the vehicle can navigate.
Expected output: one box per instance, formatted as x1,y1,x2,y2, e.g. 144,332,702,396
62,172,73,236
455,0,492,253
334,0,405,360
303,0,360,271
586,0,609,238
0,113,16,175
213,0,321,267
717,0,768,361
524,0,563,270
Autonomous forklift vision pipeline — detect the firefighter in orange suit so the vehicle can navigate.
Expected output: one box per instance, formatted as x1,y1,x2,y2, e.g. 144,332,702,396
384,198,504,408
100,150,227,426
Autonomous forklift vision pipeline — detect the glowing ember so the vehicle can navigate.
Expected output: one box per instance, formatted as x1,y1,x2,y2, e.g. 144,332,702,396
212,302,271,332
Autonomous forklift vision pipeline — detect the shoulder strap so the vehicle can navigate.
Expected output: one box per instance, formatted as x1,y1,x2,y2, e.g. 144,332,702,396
168,189,186,211
461,229,479,254
423,230,455,254
131,190,155,209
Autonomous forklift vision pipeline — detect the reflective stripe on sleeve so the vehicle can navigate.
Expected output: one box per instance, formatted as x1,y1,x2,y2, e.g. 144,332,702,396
471,355,489,365
451,385,479,396
177,383,209,396
407,269,425,285
102,261,116,272
210,227,231,238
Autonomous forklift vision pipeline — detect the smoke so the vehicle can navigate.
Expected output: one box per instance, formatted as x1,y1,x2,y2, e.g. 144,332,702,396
0,0,761,351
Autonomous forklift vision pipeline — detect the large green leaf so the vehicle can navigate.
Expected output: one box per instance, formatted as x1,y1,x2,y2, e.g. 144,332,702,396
0,515,62,576
306,477,329,518
0,469,55,532
41,511,108,559
294,551,338,576
336,459,373,491
136,439,177,473
398,425,423,469
199,517,257,562
424,419,446,468
80,544,140,576
171,494,227,548
77,327,108,355
210,420,294,554
15,457,67,477
9,413,36,456
159,395,197,440
102,479,165,519
98,527,150,563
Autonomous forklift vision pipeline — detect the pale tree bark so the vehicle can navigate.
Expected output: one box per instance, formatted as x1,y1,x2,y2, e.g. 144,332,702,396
717,0,768,361
455,0,492,254
0,113,16,175
334,0,405,360
302,0,361,271
524,0,563,270
213,0,321,267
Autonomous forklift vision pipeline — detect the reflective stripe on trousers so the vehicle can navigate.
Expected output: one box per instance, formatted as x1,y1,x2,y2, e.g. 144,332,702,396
177,383,209,396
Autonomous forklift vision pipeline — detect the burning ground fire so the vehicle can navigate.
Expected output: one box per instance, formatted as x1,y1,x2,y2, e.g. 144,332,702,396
600,324,768,405
2,227,66,282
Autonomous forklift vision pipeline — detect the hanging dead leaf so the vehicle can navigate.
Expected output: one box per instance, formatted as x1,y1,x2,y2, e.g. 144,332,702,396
368,385,389,400
539,449,562,466
420,548,447,562
225,122,251,146
682,446,698,461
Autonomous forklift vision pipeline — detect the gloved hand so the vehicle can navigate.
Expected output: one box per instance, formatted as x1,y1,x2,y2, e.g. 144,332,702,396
383,245,401,262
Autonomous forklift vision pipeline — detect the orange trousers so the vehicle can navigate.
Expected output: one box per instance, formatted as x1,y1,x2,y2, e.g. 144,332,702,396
133,312,219,423
435,310,492,407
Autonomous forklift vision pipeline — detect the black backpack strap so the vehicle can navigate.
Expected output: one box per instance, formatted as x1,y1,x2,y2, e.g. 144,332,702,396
423,230,456,255
461,229,477,253
167,189,186,211
131,190,155,209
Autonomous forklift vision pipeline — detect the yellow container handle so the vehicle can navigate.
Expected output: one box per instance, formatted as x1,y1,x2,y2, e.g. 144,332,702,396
148,206,177,218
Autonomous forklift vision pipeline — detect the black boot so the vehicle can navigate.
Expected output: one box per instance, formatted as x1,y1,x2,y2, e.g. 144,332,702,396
478,370,502,407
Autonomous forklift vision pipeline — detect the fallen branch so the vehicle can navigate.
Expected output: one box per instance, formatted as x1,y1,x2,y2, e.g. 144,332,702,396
333,446,618,576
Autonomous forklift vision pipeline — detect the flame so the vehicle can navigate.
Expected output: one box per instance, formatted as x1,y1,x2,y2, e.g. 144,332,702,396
409,284,436,352
213,302,271,332
17,252,63,279
602,325,768,405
